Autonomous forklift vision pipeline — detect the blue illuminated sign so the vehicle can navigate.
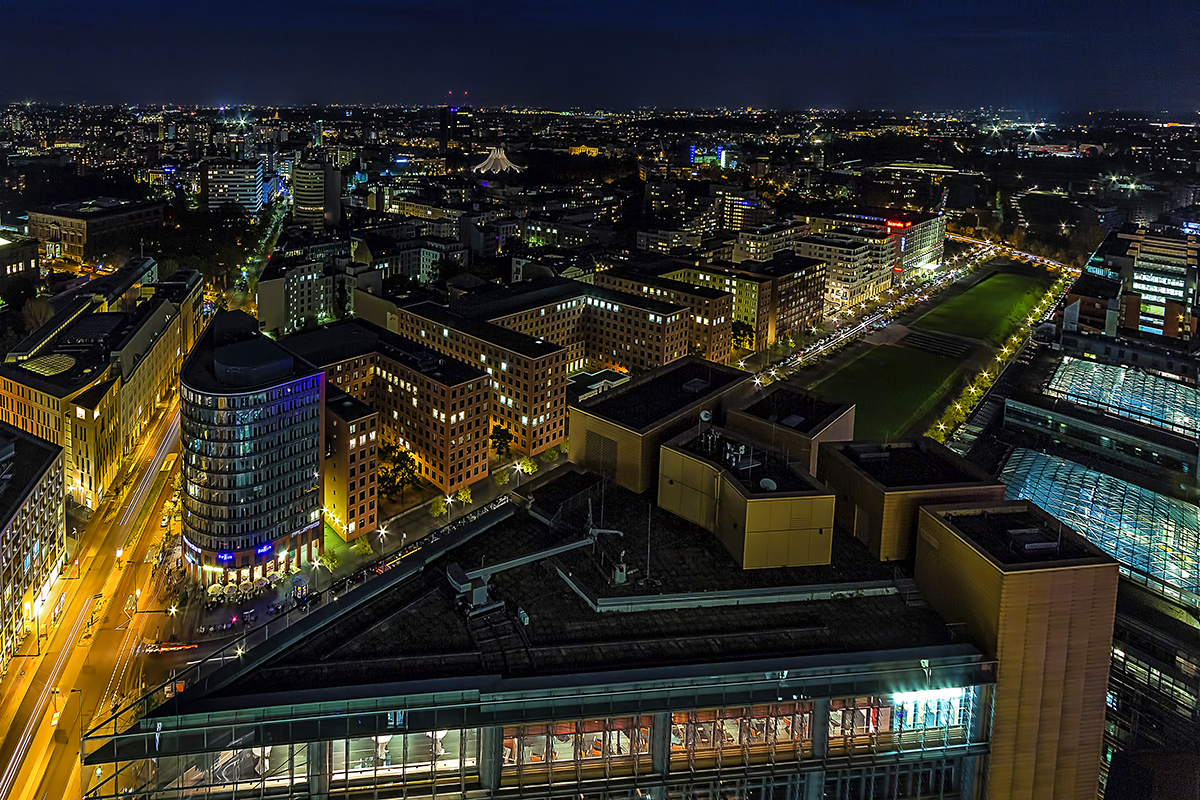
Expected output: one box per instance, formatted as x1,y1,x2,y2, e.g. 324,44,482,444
256,542,273,555
217,552,233,562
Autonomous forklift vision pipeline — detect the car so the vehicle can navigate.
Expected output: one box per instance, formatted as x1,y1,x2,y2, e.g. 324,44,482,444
161,515,169,528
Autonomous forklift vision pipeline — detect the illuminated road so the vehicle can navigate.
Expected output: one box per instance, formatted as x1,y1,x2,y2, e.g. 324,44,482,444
0,401,181,800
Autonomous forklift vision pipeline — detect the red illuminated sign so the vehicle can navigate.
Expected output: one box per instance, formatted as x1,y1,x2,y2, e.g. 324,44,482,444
886,220,912,229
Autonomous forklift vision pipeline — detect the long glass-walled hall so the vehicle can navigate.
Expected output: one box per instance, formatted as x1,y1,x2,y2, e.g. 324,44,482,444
84,685,990,800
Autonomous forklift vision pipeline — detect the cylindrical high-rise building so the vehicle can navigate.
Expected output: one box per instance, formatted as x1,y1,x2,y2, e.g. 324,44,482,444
179,311,325,585
291,162,340,231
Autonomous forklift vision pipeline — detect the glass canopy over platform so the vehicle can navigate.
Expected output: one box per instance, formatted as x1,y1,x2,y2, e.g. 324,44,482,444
1045,357,1200,438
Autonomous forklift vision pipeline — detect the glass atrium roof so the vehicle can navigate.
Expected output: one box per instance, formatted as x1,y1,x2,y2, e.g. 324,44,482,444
1001,448,1200,596
1045,357,1199,439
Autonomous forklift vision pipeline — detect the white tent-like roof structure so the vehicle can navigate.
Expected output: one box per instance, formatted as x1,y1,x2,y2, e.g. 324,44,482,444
472,147,523,173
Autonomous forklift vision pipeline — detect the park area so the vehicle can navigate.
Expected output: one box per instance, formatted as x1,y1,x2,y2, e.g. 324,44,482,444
910,271,1053,345
811,344,962,440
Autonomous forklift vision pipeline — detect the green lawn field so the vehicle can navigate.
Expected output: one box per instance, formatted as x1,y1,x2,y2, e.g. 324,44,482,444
910,272,1052,345
811,344,962,440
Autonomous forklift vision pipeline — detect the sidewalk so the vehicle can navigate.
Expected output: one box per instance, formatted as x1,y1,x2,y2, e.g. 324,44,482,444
177,455,572,644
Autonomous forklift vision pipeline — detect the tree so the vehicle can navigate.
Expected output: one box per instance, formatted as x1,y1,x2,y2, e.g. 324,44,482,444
489,425,513,457
378,442,419,501
731,320,754,350
517,457,538,476
455,486,473,506
22,297,54,333
494,470,511,486
540,448,560,464
3,274,37,312
430,496,447,518
351,536,374,556
558,439,570,455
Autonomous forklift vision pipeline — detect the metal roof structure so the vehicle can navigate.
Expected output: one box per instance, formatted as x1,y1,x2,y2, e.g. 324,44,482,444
1001,447,1200,597
1045,356,1200,439
471,146,523,173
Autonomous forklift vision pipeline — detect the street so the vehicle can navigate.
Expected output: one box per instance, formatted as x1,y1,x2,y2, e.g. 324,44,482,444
0,399,181,800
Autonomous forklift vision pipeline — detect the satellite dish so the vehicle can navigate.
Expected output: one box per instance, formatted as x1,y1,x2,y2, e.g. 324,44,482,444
700,410,712,422
759,478,777,491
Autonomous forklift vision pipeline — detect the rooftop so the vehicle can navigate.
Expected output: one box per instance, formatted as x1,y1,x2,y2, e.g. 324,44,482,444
325,391,375,422
601,267,730,300
929,501,1109,568
674,426,824,494
281,318,486,386
575,356,749,431
0,422,62,533
830,439,999,489
1001,447,1200,595
29,197,161,220
181,311,322,394
452,276,686,320
1044,356,1199,440
1068,272,1122,300
738,386,850,436
401,300,565,360
194,480,961,702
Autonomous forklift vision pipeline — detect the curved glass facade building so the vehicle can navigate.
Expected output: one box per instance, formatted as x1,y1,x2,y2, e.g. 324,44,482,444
180,312,324,585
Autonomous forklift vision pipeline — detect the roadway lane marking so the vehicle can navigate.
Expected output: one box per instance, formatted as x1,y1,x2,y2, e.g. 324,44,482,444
0,595,95,800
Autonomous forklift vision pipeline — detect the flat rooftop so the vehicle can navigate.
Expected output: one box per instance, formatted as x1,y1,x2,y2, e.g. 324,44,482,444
401,300,565,360
281,318,485,386
834,440,998,489
182,311,322,393
932,501,1111,568
451,276,686,320
30,197,161,219
204,480,960,700
575,357,749,431
675,426,823,494
0,423,62,531
326,391,374,422
602,267,730,300
738,387,849,436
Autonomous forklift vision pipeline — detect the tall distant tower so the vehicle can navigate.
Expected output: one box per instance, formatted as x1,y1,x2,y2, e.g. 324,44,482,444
292,162,341,231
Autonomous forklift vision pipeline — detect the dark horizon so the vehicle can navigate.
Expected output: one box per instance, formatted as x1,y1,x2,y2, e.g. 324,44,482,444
3,0,1198,113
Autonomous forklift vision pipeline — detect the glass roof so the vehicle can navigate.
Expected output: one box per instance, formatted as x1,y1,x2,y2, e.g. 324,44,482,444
1001,448,1200,595
1045,356,1200,438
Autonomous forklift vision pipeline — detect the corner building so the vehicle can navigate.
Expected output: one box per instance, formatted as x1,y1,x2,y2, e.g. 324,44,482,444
179,312,324,585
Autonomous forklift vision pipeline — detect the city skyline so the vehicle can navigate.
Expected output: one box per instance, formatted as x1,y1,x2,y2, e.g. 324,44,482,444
3,0,1198,111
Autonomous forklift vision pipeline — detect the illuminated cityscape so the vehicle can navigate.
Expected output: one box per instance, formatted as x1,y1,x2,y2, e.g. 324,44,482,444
0,3,1198,799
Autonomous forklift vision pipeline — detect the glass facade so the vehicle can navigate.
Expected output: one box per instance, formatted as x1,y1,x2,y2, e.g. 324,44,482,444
83,687,985,800
1001,448,1200,595
1045,356,1199,438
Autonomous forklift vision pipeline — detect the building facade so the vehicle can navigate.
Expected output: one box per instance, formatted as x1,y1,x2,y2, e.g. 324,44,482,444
179,312,324,585
205,159,265,215
0,425,64,677
27,198,163,264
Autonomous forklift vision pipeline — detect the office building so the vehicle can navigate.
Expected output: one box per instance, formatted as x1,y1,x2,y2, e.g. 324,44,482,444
732,221,808,263
658,424,836,568
282,319,490,495
27,197,163,264
292,162,341,231
796,232,892,309
255,258,335,337
322,392,379,542
204,159,265,215
663,255,826,351
914,500,1118,798
0,233,39,294
569,357,752,492
798,208,946,283
179,312,324,585
0,265,196,509
0,424,64,677
817,439,1007,562
728,386,855,476
1098,226,1199,339
85,466,1117,800
594,267,734,364
356,277,693,457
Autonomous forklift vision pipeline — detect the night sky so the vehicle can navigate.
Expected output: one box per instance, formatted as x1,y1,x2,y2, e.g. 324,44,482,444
4,0,1196,111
